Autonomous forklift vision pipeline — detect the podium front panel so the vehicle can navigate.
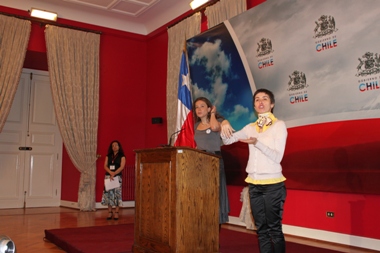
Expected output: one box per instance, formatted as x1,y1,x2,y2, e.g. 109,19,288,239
133,147,219,253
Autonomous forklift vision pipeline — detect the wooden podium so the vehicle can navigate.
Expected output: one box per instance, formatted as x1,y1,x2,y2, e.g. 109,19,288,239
132,147,220,253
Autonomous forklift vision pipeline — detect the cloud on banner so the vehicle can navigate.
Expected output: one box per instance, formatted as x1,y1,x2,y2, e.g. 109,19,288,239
174,51,196,148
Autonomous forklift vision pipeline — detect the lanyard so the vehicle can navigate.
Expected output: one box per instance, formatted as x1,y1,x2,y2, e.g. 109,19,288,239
111,153,118,164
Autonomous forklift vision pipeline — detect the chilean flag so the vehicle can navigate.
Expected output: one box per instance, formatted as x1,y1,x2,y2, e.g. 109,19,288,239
173,51,196,148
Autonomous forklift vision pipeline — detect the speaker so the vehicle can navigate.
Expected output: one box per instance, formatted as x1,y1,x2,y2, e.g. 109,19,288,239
151,117,163,124
0,235,15,253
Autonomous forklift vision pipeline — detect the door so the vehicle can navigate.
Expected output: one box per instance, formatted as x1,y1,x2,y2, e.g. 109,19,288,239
0,69,62,208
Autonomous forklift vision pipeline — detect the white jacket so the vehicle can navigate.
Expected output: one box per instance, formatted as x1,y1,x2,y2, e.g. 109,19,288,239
222,120,287,182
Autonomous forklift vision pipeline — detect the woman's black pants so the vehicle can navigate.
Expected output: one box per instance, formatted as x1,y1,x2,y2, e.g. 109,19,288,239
249,182,287,253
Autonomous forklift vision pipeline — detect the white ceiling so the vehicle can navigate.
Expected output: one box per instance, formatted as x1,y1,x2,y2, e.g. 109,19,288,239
1,0,193,35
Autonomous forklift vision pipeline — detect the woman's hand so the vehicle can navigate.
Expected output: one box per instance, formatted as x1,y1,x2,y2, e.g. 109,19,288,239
239,137,258,145
221,120,235,138
210,105,217,114
209,106,220,131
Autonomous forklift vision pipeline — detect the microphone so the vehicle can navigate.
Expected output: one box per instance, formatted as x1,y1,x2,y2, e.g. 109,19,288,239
168,128,185,147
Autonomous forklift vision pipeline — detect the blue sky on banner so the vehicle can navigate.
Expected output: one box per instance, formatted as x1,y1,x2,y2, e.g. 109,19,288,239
187,24,254,131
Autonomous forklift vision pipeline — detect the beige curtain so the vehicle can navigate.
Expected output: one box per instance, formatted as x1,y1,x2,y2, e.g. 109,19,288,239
205,0,247,29
0,15,31,132
166,13,201,138
45,25,100,211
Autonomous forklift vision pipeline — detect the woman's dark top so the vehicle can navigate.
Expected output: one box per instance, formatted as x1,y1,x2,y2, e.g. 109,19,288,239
105,152,125,177
194,117,224,152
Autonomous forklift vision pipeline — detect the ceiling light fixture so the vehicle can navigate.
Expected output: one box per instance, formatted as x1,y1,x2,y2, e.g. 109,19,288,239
190,0,210,10
29,8,58,21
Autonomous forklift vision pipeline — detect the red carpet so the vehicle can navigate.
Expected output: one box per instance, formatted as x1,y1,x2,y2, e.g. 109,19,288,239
44,224,134,253
45,224,342,253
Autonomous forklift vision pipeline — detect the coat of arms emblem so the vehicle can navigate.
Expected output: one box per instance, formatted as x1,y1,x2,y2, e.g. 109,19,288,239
256,38,274,57
313,15,338,38
288,70,308,91
356,52,380,77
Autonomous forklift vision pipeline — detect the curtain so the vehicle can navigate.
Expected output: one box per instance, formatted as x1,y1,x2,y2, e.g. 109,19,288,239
166,13,201,139
205,0,247,29
0,15,31,132
45,25,100,211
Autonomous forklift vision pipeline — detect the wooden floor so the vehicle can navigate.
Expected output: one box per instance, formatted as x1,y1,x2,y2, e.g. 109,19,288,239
0,207,377,253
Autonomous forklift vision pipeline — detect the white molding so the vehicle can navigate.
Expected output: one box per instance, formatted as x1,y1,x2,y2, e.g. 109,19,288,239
228,216,380,251
95,201,135,209
60,200,79,209
22,68,49,76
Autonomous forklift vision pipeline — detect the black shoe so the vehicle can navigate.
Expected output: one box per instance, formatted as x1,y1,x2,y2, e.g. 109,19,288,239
113,212,119,220
106,212,113,220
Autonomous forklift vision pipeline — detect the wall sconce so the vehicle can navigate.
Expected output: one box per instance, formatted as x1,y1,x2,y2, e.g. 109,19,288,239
190,0,210,10
29,8,58,21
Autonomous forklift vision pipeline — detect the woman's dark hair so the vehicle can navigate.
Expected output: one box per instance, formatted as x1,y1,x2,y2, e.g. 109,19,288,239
107,140,124,156
253,88,275,113
192,97,223,122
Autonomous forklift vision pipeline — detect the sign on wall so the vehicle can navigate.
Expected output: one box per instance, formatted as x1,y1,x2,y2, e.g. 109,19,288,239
189,0,380,129
187,0,380,194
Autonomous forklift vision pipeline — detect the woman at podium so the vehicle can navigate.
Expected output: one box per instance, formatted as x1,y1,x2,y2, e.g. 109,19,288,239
193,97,230,227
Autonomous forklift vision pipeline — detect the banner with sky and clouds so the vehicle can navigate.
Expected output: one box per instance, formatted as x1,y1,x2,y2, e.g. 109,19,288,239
188,0,380,129
187,25,254,131
187,0,380,194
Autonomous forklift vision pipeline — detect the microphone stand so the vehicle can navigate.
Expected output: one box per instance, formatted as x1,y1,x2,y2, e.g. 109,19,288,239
168,128,185,146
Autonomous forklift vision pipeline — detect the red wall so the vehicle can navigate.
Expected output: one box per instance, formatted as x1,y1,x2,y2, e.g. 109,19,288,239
95,28,149,200
1,5,153,202
1,0,380,241
228,186,380,239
